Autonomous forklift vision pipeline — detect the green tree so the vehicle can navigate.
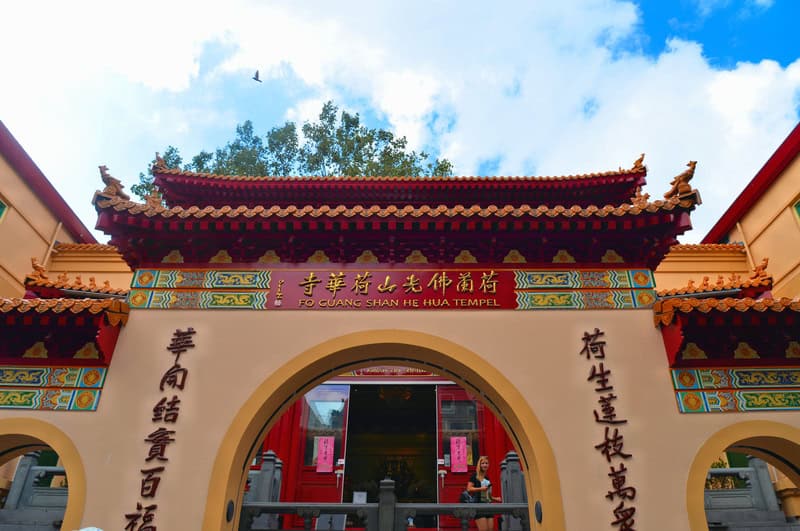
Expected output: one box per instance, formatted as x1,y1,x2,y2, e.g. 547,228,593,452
133,101,453,200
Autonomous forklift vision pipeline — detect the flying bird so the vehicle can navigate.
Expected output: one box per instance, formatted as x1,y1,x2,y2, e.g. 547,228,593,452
252,70,262,83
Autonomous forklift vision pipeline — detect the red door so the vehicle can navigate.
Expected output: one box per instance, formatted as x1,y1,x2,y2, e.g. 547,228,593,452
295,384,350,503
437,385,485,528
436,385,518,529
263,384,350,528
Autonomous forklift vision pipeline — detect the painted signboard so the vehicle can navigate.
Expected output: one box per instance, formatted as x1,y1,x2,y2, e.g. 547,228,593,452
451,436,468,473
129,268,656,311
315,436,335,473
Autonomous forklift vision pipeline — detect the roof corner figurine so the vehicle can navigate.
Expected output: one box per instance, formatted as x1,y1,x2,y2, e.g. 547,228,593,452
99,165,131,201
664,160,697,200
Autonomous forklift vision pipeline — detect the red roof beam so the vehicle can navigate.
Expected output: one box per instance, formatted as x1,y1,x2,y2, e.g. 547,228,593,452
0,121,96,243
704,122,800,243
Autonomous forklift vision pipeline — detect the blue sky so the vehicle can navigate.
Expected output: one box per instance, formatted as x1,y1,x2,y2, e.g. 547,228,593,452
1,0,799,242
637,0,797,67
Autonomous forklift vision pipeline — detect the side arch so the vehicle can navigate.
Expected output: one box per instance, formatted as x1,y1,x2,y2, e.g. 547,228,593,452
0,417,86,530
201,329,566,530
686,420,800,530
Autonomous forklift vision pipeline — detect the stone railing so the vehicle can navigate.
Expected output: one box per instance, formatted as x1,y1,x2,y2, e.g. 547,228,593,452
240,478,530,531
704,457,800,529
241,450,532,531
0,452,66,529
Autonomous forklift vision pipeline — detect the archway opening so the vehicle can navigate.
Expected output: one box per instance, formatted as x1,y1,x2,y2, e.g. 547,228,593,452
0,420,86,531
247,363,524,530
203,333,564,531
689,422,800,531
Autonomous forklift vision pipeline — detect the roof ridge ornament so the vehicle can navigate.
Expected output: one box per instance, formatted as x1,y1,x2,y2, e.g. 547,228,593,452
632,153,645,172
145,189,163,208
29,257,48,280
750,257,770,280
99,165,130,201
152,152,168,171
664,161,697,200
656,261,774,298
25,269,127,296
630,186,650,207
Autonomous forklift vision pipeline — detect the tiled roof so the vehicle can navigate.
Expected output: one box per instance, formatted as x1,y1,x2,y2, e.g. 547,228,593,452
657,258,772,298
93,193,698,221
54,243,120,253
656,273,771,297
653,297,800,327
0,298,129,325
25,259,128,296
668,243,745,253
151,165,647,183
25,275,129,296
152,159,653,210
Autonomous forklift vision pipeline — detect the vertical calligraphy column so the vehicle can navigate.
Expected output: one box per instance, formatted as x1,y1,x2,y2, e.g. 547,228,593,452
124,328,196,531
580,328,637,530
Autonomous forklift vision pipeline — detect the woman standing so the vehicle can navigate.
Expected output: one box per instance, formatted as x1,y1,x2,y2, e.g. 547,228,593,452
467,455,502,531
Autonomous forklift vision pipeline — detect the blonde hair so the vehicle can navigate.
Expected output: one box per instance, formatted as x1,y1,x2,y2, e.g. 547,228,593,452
476,455,490,481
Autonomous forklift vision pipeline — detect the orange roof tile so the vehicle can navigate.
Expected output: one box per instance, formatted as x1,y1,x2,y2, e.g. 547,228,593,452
93,193,699,221
657,258,771,297
653,297,800,327
25,258,128,296
0,298,129,325
151,164,646,184
25,275,129,296
152,158,652,210
656,274,771,297
668,243,745,253
54,243,120,253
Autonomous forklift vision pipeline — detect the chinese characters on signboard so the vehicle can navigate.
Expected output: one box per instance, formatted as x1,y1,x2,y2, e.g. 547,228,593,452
315,436,335,473
124,328,196,531
287,269,505,309
580,328,637,530
451,436,468,473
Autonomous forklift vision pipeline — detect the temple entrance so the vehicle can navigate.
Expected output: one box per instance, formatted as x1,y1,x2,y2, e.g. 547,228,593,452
208,332,563,530
344,385,437,510
252,366,521,529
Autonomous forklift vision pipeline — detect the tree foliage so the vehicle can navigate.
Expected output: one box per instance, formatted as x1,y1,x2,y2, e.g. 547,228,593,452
133,101,453,200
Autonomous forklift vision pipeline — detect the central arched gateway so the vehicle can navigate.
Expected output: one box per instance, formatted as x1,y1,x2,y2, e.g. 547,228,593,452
86,156,709,530
202,330,566,530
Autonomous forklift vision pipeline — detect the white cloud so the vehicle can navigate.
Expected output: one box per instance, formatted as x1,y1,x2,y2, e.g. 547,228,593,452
0,0,798,242
752,0,774,7
693,0,731,18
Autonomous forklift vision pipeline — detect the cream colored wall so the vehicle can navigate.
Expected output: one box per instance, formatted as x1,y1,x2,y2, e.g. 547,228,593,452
728,154,800,297
654,248,750,291
0,155,76,297
3,308,798,530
